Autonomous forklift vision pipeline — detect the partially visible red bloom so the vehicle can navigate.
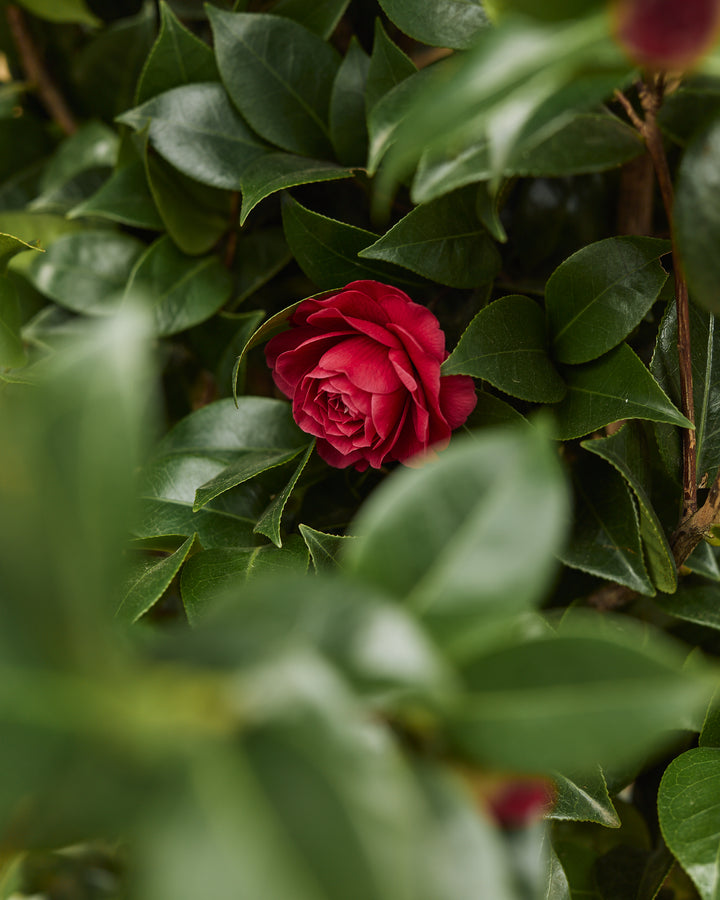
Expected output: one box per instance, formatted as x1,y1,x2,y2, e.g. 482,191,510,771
613,0,720,70
488,779,556,829
265,280,476,471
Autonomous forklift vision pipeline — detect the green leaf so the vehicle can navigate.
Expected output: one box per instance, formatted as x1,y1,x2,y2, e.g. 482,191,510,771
359,187,501,288
0,275,27,369
146,150,231,256
675,112,720,315
551,767,621,828
135,1,218,104
582,424,678,593
180,541,309,624
376,0,488,50
700,688,720,748
282,194,423,290
124,236,233,336
367,67,436,175
658,747,720,900
546,237,670,365
208,9,339,157
17,0,100,26
38,121,119,196
442,294,566,402
230,227,291,308
271,0,350,38
193,448,306,511
26,231,145,315
0,212,85,268
299,523,356,572
451,621,713,772
655,585,720,631
239,153,355,225
686,541,720,582
117,533,197,623
651,300,720,487
466,391,526,428
330,38,370,167
345,426,569,654
553,343,691,441
0,232,41,271
254,442,315,547
365,19,416,117
560,455,654,595
118,83,269,191
69,159,164,229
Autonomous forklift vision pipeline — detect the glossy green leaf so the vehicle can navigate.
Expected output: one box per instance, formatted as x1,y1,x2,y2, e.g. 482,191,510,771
299,523,356,572
69,159,164,229
124,236,233,336
146,151,231,256
365,19,416,117
26,231,145,315
254,442,315,547
193,448,306,512
546,237,670,365
658,747,720,900
360,188,501,288
118,83,269,191
239,153,355,225
180,541,310,624
651,300,720,487
0,275,27,369
553,343,690,441
117,534,197,623
582,424,677,593
560,455,654,595
451,625,713,772
329,38,370,167
38,121,118,195
675,113,720,315
345,426,569,653
367,68,436,175
17,0,100,26
271,0,350,38
135,1,218,104
467,391,526,428
655,585,720,631
376,0,488,50
282,194,423,290
442,294,565,402
551,767,621,828
215,310,266,397
230,227,291,308
208,9,339,157
686,541,720,582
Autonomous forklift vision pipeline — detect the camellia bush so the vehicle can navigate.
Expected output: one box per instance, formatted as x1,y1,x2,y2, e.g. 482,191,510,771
4,0,720,896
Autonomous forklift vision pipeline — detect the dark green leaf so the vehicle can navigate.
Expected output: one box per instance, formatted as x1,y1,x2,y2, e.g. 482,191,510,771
560,455,654,595
118,83,269,191
367,68,436,175
546,237,670,365
299,523,356,572
651,300,720,486
193,448,306,512
365,19,416,116
700,688,720,748
442,294,566,402
360,187,501,288
208,9,339,157
135,1,218,104
271,0,350,38
553,343,690,441
582,424,677,593
0,275,27,369
655,585,720,631
146,150,231,256
125,236,233,336
282,194,423,289
254,442,315,547
117,534,197,623
345,427,569,654
180,541,309,624
377,0,488,50
38,121,118,195
551,767,621,828
658,747,720,900
69,159,164,229
330,38,370,167
466,391,526,428
17,0,100,25
239,153,355,225
230,227,291,308
26,231,145,315
675,112,720,315
215,310,266,396
686,541,720,582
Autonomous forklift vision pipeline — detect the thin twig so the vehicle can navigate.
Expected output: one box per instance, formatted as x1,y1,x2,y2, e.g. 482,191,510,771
5,4,77,136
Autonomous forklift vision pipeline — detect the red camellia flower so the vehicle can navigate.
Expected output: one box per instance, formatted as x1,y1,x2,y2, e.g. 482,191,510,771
613,0,720,70
265,280,477,471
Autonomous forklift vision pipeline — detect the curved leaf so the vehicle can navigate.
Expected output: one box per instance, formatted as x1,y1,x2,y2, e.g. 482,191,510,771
377,0,488,50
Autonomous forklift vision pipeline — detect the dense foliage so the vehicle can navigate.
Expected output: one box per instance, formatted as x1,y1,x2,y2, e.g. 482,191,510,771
2,0,720,897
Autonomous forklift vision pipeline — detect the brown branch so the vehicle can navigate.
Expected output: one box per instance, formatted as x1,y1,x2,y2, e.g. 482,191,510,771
6,4,77,136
